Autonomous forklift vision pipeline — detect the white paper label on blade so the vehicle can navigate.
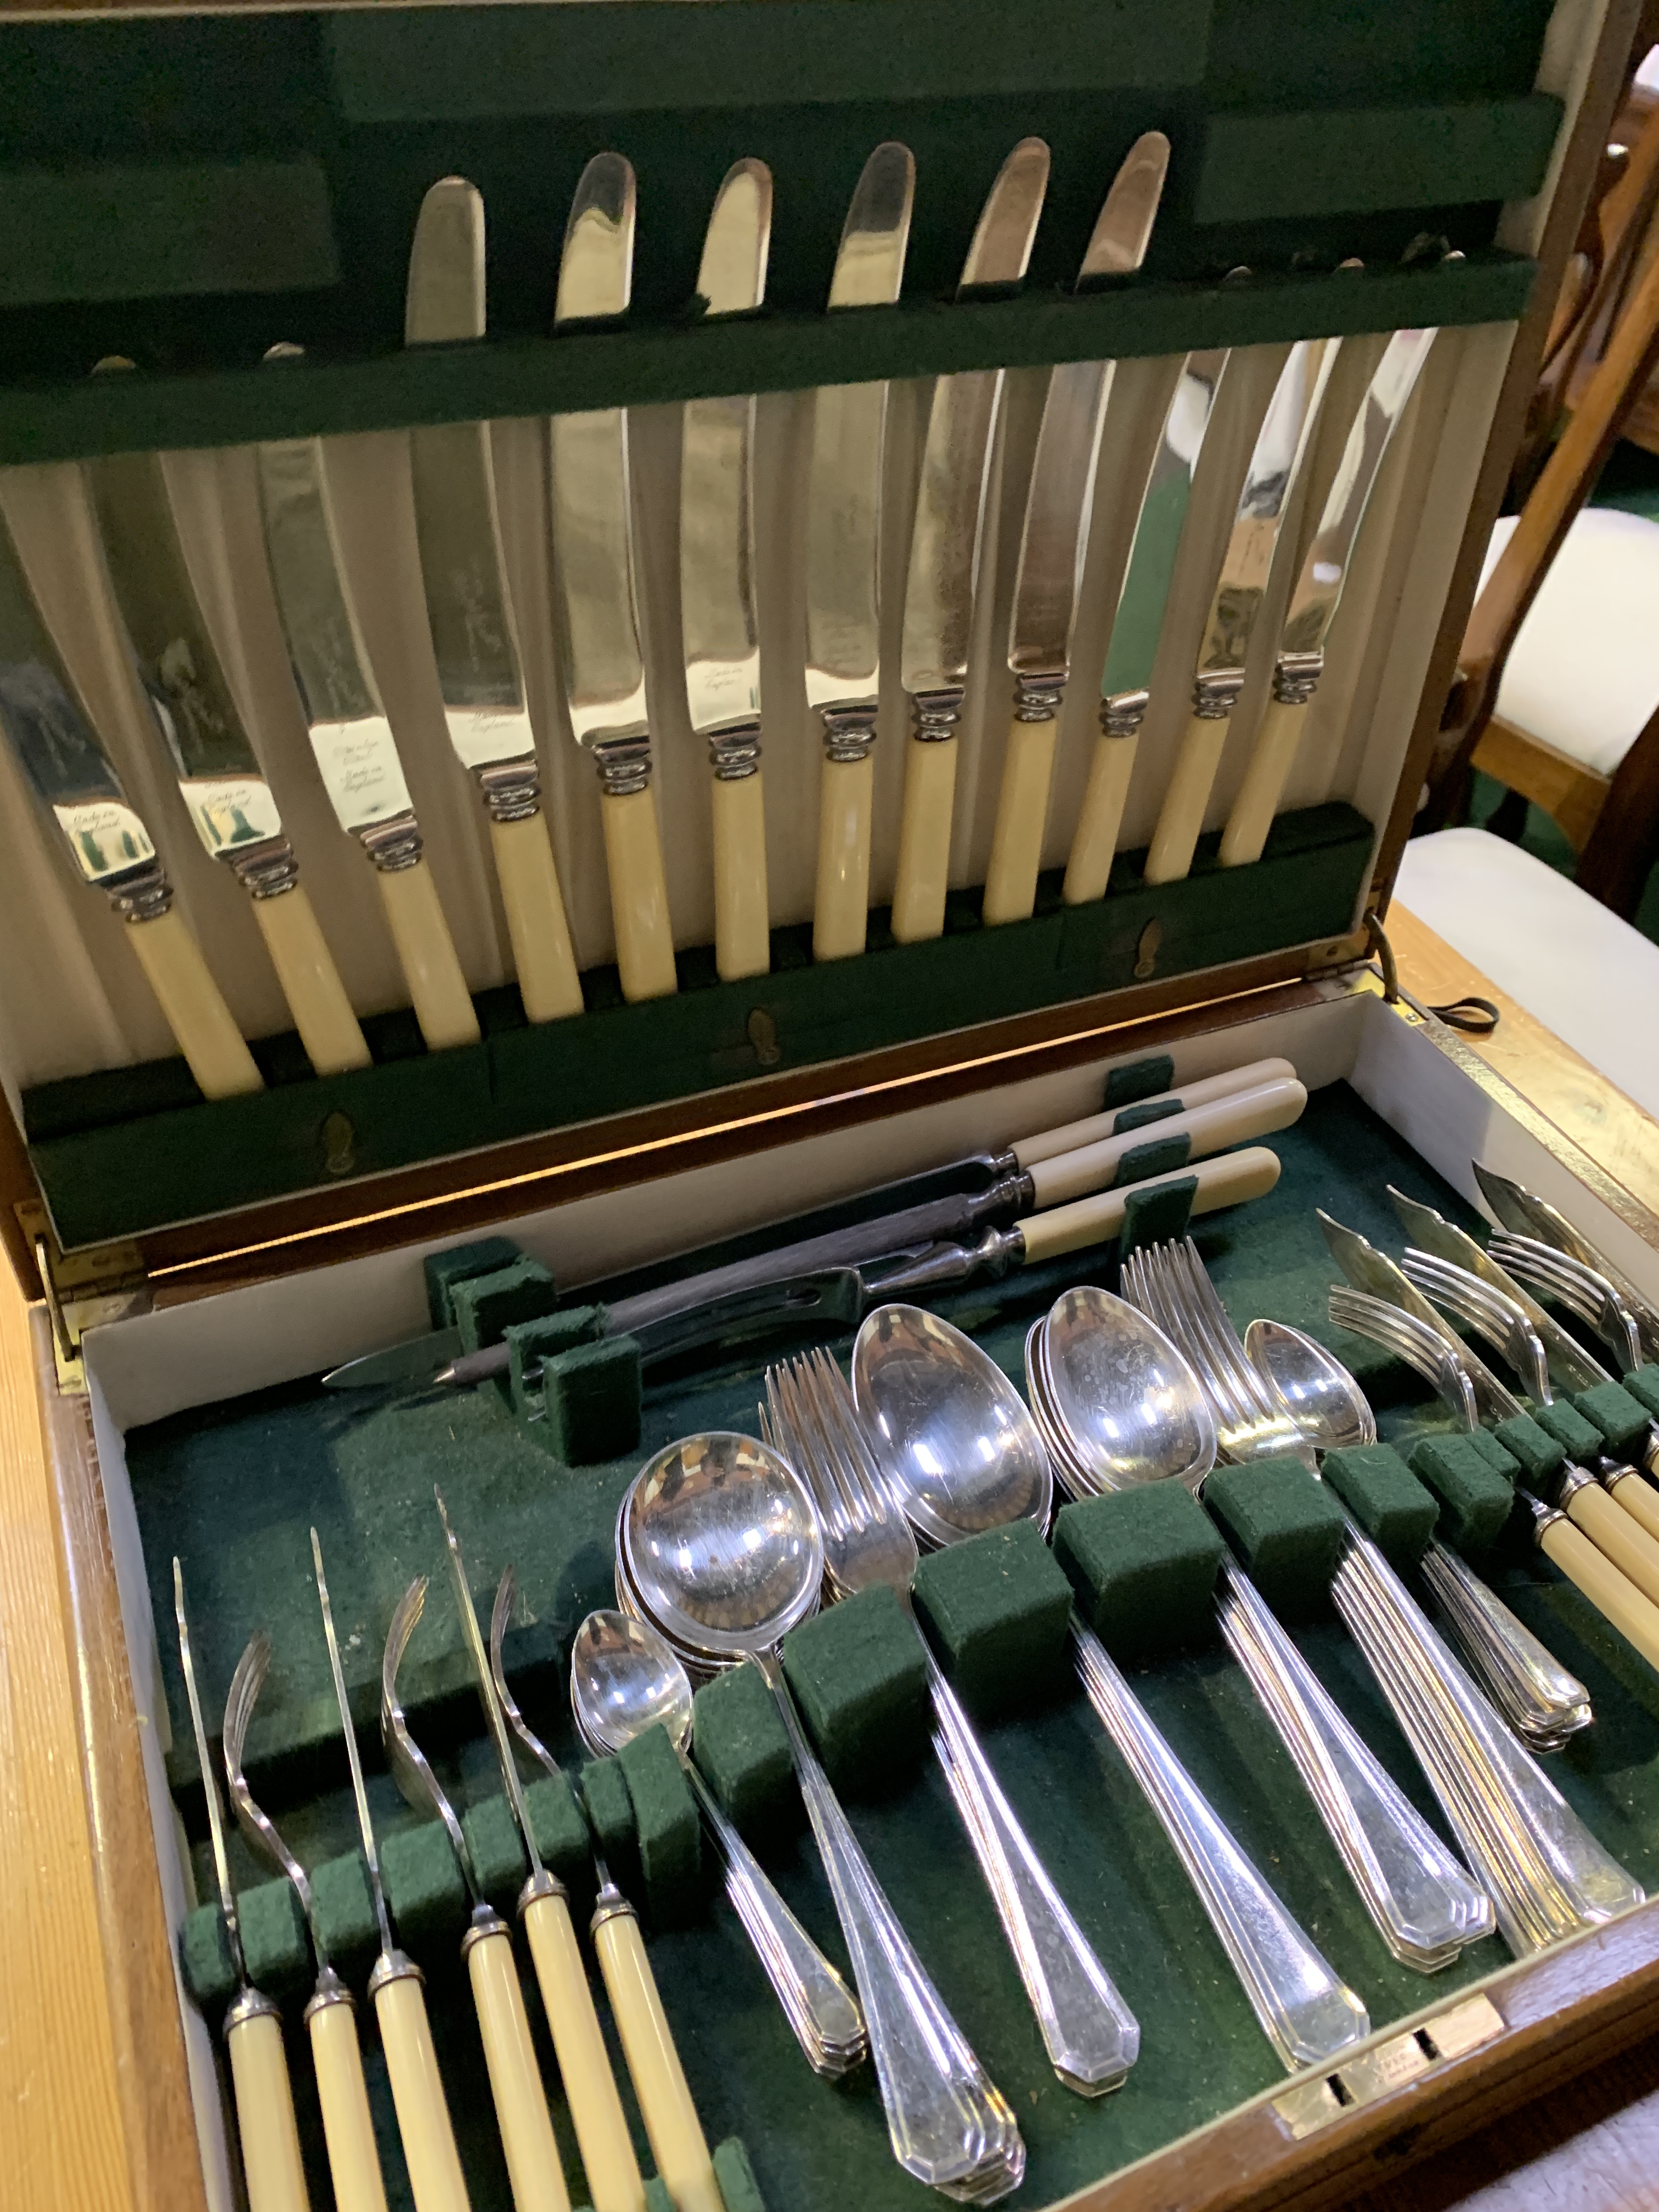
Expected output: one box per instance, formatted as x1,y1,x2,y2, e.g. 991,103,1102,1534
177,776,285,859
443,703,540,773
52,798,156,884
308,715,414,831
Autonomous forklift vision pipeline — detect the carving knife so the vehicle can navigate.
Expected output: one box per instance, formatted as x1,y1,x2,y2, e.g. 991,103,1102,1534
0,501,262,1098
549,153,678,1003
805,141,915,962
891,136,1049,944
681,157,773,983
983,132,1170,926
325,1072,1305,1391
1220,321,1440,866
405,176,584,1025
84,433,370,1079
1143,335,1341,884
256,385,482,1054
1473,1163,1659,1363
1062,345,1231,904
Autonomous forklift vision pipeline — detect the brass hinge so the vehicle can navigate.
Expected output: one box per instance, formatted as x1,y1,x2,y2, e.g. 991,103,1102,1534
16,1201,151,1395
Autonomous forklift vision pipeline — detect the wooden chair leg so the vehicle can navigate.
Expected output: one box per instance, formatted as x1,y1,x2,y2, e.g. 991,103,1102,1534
1576,702,1659,918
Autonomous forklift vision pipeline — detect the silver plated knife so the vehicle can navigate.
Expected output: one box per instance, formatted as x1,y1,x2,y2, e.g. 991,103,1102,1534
805,140,915,963
891,135,1050,944
548,152,678,1003
405,176,584,1025
1221,320,1440,866
1062,345,1231,904
1143,334,1341,884
982,133,1170,926
256,377,482,1053
0,501,262,1097
85,433,371,1077
681,157,773,983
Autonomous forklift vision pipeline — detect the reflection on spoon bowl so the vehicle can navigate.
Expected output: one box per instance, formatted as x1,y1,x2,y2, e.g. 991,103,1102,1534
1042,1285,1215,1492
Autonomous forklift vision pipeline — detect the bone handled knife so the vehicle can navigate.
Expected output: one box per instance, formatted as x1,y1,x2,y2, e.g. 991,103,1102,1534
890,135,1050,945
805,141,915,962
1220,322,1439,867
405,177,584,1025
1062,345,1230,905
983,132,1170,926
0,501,263,1098
1143,334,1341,885
256,398,481,1055
84,433,371,1079
681,158,773,983
549,153,677,1004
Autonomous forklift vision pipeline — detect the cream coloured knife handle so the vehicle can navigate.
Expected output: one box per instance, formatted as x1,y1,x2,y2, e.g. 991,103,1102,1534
374,1966,473,2212
1063,732,1138,905
1567,1483,1659,1609
592,1901,722,2212
711,768,770,981
601,787,678,1001
1144,711,1231,885
1018,1145,1282,1265
126,906,264,1098
1540,1516,1659,1672
252,886,372,1076
983,713,1058,926
1607,1467,1659,1544
226,2002,312,2212
522,1888,645,2212
1013,1056,1300,1167
306,1993,388,2212
374,859,482,1051
466,1923,571,2212
814,751,874,962
890,735,958,944
488,814,584,1023
1024,1076,1307,1210
1220,695,1306,868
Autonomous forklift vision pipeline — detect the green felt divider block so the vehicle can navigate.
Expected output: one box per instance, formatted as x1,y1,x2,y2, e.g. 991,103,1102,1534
1491,1413,1562,1480
691,1664,796,1844
714,2137,766,2212
1321,1444,1439,1569
1114,1132,1192,1188
541,1338,644,1465
1409,1437,1516,1558
1102,1054,1176,1111
1536,1400,1604,1465
911,1521,1072,1721
426,1237,524,1329
618,1724,701,1923
781,1586,929,1795
581,1758,643,1899
524,1772,597,1892
463,1795,529,1902
1113,1096,1183,1135
1120,1173,1198,1259
1573,1381,1651,1455
1203,1455,1348,1622
1468,1428,1522,1476
383,1821,469,1953
1053,1487,1224,1662
452,1260,560,1355
312,1850,378,1979
239,1877,312,1999
1626,1368,1659,1420
508,1306,605,1418
180,1903,235,2008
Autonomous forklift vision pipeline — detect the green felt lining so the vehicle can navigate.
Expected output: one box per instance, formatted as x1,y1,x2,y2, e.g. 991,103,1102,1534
1112,1094,1186,1134
911,1521,1073,1722
1203,1455,1347,1621
537,1339,644,1466
1321,1444,1439,1569
1120,1172,1199,1257
1114,1131,1192,1187
690,1666,797,1846
1408,1435,1516,1557
1573,1381,1651,1455
1536,1399,1604,1466
427,1238,526,1329
453,1259,560,1355
1491,1410,1564,1479
1626,1369,1659,1421
1053,1486,1224,1661
27,802,1374,1252
780,1587,930,1795
1101,1053,1176,1110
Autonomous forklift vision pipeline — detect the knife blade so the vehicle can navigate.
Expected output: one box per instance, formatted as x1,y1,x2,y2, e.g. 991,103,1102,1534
805,140,915,963
1473,1164,1659,1363
1143,335,1341,885
84,434,371,1077
255,382,481,1053
405,176,583,1026
1221,321,1439,867
0,499,262,1097
890,135,1049,945
1318,1207,1515,1423
1062,345,1231,905
548,152,677,1004
982,132,1170,926
681,157,772,984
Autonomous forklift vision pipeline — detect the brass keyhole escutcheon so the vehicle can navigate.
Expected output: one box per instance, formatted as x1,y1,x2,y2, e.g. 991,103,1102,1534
1134,919,1162,981
321,1110,356,1177
747,1008,782,1067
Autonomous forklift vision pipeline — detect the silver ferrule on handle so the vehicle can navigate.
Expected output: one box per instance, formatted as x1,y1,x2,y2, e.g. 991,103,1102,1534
820,704,878,764
359,812,424,874
1192,668,1245,719
224,1984,284,2034
1271,649,1324,707
1099,688,1149,738
708,717,763,781
911,686,963,742
227,836,303,901
476,758,543,825
1012,672,1065,724
592,733,654,797
106,859,175,924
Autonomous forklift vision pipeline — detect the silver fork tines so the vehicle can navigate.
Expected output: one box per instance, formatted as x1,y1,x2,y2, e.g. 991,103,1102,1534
1399,1252,1546,1403
1489,1235,1645,1375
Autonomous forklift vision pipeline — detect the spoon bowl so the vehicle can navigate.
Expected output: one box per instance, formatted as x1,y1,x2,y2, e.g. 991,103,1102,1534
1043,1286,1216,1491
1244,1317,1376,1451
572,1608,695,1758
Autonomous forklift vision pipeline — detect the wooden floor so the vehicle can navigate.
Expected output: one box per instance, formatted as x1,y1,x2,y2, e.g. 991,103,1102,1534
4,907,1659,2212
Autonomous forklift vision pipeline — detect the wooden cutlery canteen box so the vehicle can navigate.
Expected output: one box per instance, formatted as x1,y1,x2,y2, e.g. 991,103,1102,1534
5,2,1659,2210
